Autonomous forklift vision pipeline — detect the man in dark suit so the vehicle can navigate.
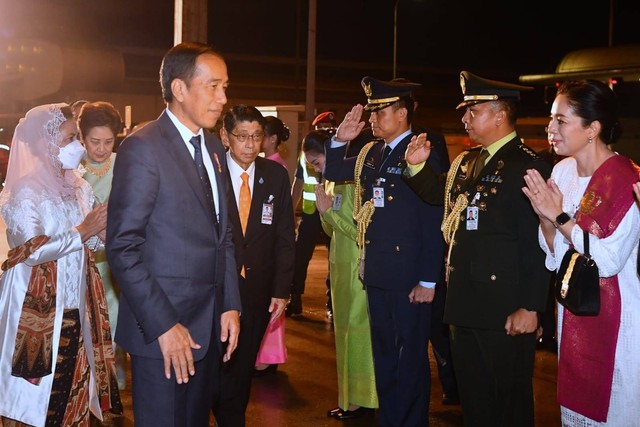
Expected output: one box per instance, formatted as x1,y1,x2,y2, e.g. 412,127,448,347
323,77,447,427
402,71,552,426
106,42,241,427
212,105,295,426
393,77,459,406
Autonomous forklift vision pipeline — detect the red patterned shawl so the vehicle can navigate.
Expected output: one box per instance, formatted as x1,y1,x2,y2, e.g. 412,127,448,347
558,155,640,422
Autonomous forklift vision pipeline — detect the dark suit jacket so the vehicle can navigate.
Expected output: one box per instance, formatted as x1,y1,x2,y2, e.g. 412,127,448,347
404,136,552,330
106,111,241,360
225,156,295,313
324,132,447,290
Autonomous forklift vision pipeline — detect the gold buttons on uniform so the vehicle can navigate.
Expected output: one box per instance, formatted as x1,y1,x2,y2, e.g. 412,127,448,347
387,195,393,201
490,274,497,281
365,240,370,245
395,245,400,252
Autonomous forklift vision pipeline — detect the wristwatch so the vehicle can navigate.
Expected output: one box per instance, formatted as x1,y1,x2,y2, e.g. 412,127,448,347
554,212,571,228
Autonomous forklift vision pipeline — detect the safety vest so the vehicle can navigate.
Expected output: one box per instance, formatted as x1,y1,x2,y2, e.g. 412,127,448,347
300,153,320,214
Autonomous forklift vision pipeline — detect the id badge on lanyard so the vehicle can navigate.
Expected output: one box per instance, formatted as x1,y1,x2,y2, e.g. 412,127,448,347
466,191,481,230
373,177,385,208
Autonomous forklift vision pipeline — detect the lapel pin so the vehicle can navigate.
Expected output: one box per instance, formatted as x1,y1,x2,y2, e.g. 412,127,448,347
213,153,222,173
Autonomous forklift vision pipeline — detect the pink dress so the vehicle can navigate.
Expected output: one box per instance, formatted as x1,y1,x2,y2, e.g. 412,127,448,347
255,152,289,365
265,152,288,170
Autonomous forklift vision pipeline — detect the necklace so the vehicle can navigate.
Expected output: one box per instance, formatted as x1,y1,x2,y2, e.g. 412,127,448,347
82,156,111,177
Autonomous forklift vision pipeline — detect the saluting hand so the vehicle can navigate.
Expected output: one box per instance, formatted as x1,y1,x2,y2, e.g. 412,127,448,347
335,104,366,142
405,133,432,166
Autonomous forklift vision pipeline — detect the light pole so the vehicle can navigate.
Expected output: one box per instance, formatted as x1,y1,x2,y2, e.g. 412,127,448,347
393,0,399,79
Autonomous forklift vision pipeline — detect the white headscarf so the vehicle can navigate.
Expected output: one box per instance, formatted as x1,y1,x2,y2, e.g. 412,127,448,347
0,104,83,216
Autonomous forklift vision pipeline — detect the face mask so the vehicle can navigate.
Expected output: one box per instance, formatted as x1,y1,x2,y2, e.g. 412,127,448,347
58,139,86,170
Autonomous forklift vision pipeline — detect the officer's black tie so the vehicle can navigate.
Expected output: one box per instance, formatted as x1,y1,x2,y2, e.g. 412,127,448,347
189,135,219,228
381,145,392,164
473,148,489,180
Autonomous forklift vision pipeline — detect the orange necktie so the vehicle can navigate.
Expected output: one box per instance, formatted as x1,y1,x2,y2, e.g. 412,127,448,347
239,172,251,277
239,172,251,234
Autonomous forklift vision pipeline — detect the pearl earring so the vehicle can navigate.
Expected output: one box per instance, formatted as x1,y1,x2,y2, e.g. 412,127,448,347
588,137,593,144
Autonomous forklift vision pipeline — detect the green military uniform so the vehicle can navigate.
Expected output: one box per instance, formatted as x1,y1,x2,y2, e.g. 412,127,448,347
403,71,552,427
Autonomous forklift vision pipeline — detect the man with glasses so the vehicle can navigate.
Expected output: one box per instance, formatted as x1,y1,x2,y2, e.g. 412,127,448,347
213,105,295,426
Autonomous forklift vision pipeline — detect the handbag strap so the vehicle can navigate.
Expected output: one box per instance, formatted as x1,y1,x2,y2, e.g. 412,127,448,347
583,230,591,258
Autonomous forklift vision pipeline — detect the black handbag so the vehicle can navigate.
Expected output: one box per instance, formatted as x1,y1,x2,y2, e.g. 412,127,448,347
555,230,601,316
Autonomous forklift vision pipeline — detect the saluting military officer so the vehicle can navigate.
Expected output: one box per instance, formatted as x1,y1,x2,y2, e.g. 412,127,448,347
323,77,447,427
402,71,552,427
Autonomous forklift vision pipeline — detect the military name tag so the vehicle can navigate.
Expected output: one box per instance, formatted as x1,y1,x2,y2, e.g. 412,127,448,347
364,157,376,169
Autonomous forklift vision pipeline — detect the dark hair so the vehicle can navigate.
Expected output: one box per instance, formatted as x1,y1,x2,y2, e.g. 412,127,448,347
391,96,415,124
160,42,223,103
60,105,74,121
78,101,123,139
302,130,332,155
222,105,266,132
264,116,290,147
556,79,622,144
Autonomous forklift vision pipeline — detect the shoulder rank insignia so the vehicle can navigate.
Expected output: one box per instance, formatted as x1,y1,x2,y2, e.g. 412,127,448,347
517,143,542,160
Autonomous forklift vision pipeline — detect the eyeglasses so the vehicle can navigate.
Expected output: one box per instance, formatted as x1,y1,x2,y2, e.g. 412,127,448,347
229,131,264,143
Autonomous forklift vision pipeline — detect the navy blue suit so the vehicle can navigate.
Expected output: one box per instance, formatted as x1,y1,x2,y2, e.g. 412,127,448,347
324,131,447,427
107,111,241,427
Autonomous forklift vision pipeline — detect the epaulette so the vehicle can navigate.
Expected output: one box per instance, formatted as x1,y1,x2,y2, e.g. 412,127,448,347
516,143,543,161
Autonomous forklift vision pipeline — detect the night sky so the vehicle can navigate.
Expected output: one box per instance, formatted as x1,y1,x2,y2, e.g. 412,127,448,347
2,0,639,78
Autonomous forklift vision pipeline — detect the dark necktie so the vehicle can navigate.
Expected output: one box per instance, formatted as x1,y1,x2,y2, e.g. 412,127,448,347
381,145,392,165
473,149,489,180
189,135,218,227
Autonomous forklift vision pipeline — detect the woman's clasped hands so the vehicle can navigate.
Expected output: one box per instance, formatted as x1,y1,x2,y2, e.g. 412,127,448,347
522,168,563,224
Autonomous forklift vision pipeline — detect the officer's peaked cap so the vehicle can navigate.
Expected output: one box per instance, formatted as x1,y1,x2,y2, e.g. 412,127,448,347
361,76,421,112
457,71,533,109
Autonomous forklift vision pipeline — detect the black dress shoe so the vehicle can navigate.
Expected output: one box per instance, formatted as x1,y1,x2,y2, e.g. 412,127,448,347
537,337,558,353
327,407,343,418
442,391,460,405
286,294,302,317
253,364,278,377
334,407,373,420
